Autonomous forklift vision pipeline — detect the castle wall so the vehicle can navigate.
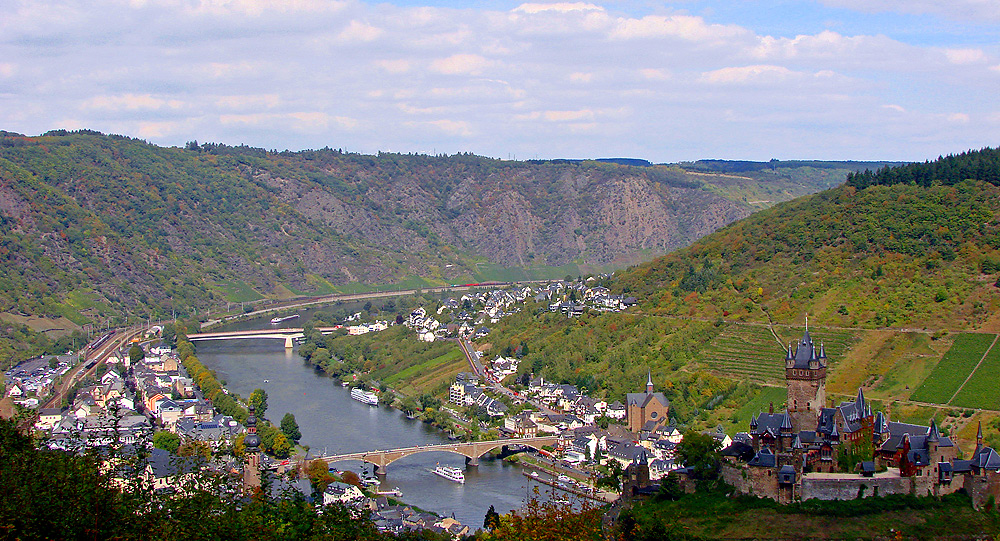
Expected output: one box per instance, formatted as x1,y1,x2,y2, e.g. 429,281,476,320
800,473,910,500
965,472,1000,509
721,463,781,501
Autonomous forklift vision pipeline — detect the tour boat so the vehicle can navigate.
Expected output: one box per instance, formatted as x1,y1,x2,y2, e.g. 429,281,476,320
351,387,379,406
270,314,300,324
431,465,465,484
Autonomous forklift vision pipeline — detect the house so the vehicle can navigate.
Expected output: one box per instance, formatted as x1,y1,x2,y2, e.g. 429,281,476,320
35,408,64,431
323,482,365,505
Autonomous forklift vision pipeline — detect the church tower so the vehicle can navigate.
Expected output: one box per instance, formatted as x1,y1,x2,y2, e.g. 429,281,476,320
243,404,262,494
785,324,826,432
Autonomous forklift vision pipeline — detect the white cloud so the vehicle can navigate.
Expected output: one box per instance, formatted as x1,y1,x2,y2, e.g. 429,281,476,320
375,59,412,73
2,0,997,162
84,94,184,111
430,54,492,75
215,94,281,109
700,65,796,84
339,20,383,43
816,0,1000,23
609,14,747,42
943,48,987,65
512,3,604,14
639,68,671,81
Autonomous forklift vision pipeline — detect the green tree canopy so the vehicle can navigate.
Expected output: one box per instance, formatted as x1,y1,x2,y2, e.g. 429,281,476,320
677,430,721,480
280,412,302,442
152,431,180,454
249,388,268,418
128,344,145,363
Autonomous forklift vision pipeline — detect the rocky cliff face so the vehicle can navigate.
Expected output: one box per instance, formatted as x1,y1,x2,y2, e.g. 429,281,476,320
0,133,767,317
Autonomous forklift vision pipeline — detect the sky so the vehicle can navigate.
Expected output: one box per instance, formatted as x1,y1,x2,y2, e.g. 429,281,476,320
2,0,998,162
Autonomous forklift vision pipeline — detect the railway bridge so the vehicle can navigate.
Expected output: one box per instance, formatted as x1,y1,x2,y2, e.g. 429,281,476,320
187,327,341,348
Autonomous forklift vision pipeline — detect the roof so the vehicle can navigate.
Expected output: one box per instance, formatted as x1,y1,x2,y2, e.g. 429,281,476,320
786,329,826,369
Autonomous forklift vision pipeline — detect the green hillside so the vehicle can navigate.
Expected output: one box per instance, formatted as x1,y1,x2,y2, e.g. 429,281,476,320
484,147,1000,433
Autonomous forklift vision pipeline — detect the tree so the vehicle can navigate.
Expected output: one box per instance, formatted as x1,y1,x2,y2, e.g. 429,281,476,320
48,357,58,369
281,412,302,442
269,432,292,458
128,344,145,363
400,396,419,416
177,439,211,460
484,504,501,531
676,430,721,480
249,388,268,418
153,431,181,454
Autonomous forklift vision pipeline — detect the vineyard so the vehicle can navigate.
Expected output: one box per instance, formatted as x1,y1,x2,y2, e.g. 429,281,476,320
911,333,997,405
949,335,1000,410
698,323,860,384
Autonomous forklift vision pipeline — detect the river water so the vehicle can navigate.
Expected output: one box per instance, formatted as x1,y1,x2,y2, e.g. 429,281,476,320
194,309,553,529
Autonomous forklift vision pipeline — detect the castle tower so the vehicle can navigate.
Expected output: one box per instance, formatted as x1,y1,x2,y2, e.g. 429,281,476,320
243,404,262,494
785,326,827,433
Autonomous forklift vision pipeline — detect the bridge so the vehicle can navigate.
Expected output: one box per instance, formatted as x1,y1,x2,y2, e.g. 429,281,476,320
316,436,560,474
187,327,341,348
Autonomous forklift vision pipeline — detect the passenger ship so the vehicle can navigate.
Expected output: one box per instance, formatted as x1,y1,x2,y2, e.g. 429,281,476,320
431,465,465,484
351,387,379,406
269,314,300,324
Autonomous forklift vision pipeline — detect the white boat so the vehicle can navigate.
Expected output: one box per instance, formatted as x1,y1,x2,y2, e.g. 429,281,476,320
270,314,300,324
431,465,465,484
351,387,379,406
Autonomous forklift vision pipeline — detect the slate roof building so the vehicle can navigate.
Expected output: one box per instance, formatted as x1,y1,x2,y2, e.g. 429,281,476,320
626,371,669,433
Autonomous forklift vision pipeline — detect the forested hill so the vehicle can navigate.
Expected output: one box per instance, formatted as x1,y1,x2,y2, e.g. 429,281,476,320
0,130,880,328
614,147,1000,331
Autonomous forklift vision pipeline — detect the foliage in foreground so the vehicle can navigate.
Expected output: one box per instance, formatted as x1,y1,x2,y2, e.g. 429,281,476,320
617,480,1000,540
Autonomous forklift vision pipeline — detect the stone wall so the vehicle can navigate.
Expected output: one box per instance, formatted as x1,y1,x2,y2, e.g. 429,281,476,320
965,472,1000,509
800,473,911,500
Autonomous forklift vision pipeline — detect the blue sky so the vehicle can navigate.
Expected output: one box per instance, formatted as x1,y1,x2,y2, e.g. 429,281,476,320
1,0,997,162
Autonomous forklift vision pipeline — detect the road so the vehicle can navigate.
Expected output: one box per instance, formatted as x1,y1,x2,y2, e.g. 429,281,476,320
457,337,558,415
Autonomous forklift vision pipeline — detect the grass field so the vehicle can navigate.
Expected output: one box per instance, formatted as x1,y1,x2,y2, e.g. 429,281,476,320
216,279,264,302
911,333,996,404
951,336,1000,410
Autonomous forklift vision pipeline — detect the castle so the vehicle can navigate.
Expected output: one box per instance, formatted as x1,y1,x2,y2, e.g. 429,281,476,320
722,326,1000,507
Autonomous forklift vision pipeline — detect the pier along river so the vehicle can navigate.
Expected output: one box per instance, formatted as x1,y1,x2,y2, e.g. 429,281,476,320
194,310,554,528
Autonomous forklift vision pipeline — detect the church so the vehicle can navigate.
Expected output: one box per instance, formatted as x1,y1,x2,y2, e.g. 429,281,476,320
626,371,670,433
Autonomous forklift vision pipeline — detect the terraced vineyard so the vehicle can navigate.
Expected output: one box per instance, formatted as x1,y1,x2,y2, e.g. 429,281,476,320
698,323,860,383
949,335,1000,410
911,333,997,405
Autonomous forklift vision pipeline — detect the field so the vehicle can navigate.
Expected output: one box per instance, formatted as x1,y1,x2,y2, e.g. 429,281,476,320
698,323,859,384
910,333,997,404
216,279,264,302
951,336,1000,410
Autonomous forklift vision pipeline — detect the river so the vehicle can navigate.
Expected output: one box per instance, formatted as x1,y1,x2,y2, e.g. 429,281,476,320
194,309,555,529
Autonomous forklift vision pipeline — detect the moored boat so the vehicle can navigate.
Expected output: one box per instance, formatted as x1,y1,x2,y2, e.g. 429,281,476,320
270,314,300,324
351,387,379,405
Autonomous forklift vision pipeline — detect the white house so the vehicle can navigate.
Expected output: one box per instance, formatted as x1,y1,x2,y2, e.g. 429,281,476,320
323,482,364,505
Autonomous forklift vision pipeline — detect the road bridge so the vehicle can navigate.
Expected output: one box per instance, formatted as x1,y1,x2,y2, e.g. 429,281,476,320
317,436,560,474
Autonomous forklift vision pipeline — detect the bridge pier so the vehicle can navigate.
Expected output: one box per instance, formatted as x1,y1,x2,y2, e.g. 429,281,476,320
465,456,479,468
284,336,293,348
